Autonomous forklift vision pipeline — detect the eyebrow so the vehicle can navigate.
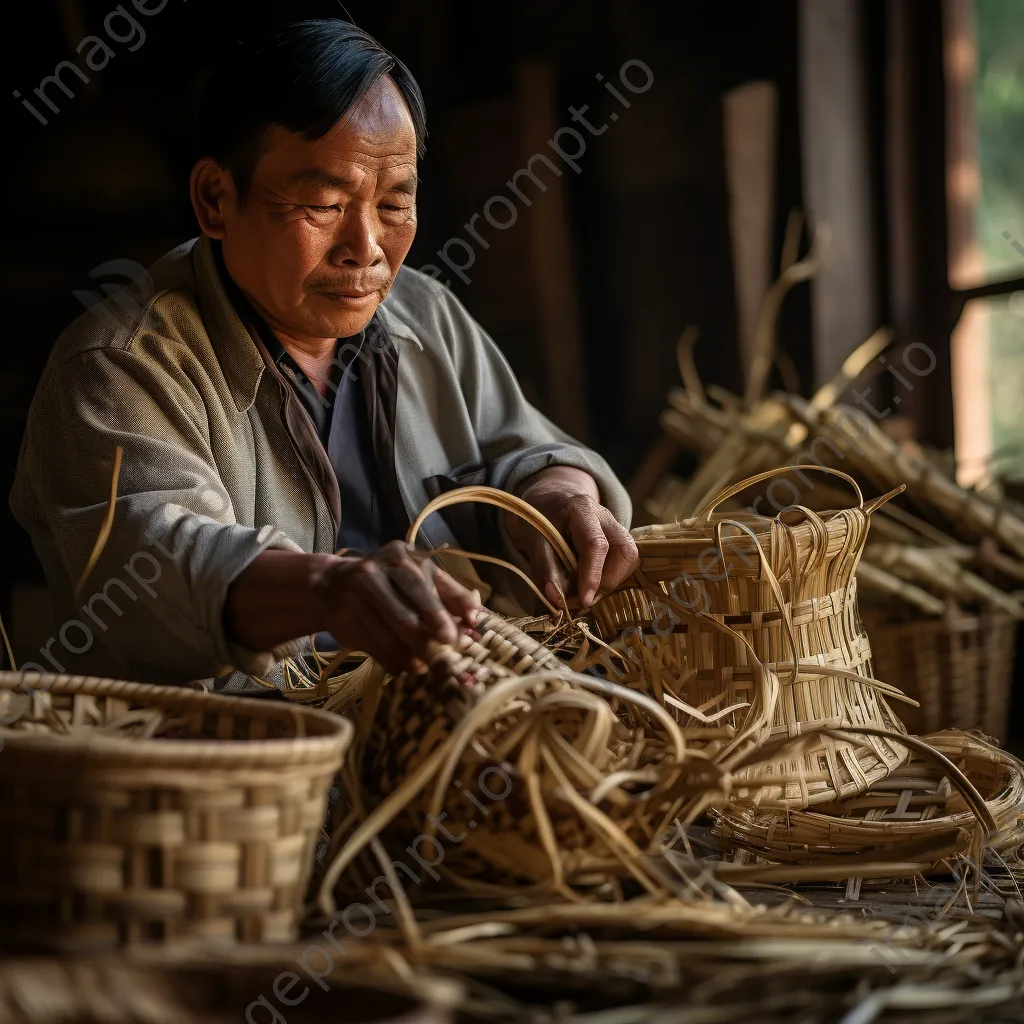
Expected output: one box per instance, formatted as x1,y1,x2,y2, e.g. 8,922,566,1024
389,174,419,196
289,168,418,195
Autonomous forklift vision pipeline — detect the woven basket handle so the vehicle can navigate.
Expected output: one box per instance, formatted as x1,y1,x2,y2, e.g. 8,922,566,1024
693,465,865,522
406,485,579,575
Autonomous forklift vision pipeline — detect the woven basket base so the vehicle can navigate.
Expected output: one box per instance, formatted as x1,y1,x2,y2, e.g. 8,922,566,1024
713,729,1024,871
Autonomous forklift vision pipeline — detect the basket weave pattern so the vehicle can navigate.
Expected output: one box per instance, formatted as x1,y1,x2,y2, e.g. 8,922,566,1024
0,674,351,950
361,618,570,884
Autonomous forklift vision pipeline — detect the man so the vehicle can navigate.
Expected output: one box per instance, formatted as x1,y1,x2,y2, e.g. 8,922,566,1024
10,19,636,688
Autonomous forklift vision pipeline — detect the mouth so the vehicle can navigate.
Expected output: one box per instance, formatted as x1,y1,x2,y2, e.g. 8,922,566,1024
316,288,381,306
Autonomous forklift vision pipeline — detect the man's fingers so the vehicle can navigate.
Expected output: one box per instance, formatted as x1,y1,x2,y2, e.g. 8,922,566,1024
595,513,639,598
564,498,610,608
385,559,458,644
536,540,571,611
359,570,436,647
353,604,420,674
434,569,482,623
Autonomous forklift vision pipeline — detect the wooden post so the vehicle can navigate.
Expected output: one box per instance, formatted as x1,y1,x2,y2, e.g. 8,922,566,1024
799,0,878,387
515,62,590,442
723,81,779,382
944,0,991,486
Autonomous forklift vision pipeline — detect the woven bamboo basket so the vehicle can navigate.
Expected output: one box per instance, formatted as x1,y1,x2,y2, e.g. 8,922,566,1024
860,602,1017,744
712,730,1023,882
591,467,914,809
0,673,351,951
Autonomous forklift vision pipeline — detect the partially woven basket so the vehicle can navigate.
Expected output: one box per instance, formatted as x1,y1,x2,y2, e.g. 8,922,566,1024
861,602,1017,744
0,673,351,951
319,610,712,904
591,467,913,809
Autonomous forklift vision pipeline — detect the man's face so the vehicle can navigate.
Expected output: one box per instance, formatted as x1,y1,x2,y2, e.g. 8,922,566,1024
204,76,418,342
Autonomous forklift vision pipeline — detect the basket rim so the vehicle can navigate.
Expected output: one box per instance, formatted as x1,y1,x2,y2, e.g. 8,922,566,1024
0,672,352,768
631,506,856,547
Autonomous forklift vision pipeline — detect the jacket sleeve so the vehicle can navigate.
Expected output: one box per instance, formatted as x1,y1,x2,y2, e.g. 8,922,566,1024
10,343,302,685
434,284,632,528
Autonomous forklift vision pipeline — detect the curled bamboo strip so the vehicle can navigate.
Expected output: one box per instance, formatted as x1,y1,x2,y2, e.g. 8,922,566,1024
745,216,829,407
74,445,123,602
406,485,578,575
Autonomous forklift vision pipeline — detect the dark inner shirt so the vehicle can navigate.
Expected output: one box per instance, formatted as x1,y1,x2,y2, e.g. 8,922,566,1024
263,330,391,555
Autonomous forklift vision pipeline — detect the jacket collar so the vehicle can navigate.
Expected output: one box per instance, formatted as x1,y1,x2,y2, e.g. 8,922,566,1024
375,300,423,350
193,234,268,414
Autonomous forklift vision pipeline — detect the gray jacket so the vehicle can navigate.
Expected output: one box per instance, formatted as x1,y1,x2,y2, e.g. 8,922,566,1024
10,235,630,685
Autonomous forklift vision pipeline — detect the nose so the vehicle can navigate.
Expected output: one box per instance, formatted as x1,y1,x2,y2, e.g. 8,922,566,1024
329,202,385,269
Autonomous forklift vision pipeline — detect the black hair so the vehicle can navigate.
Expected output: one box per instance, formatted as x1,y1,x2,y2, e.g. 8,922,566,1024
197,19,427,199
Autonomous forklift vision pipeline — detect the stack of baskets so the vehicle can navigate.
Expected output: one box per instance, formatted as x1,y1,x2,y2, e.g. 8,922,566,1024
0,673,351,950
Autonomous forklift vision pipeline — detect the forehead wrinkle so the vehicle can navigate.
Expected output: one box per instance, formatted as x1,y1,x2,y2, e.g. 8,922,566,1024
279,161,416,201
289,167,359,190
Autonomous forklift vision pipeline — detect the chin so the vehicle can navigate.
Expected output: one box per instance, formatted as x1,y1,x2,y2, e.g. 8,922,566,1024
308,297,380,339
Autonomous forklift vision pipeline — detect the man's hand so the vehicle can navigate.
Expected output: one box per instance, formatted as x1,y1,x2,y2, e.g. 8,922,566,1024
225,544,481,675
508,466,638,610
317,541,480,673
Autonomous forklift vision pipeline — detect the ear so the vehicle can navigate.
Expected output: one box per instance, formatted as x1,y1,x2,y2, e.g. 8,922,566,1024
190,157,236,239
